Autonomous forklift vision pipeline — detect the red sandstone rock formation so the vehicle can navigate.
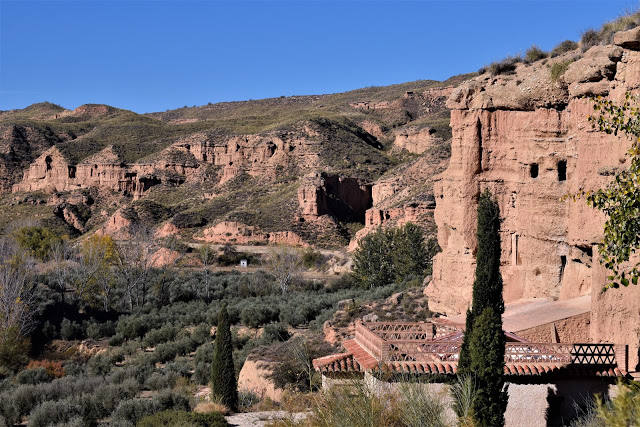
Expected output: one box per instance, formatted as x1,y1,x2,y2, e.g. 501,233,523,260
426,27,640,362
297,172,372,222
197,221,308,246
392,126,442,154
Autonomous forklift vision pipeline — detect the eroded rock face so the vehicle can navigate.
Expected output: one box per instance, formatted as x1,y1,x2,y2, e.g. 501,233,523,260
428,34,640,316
237,359,282,402
197,221,307,246
12,146,175,199
297,172,372,222
393,126,442,154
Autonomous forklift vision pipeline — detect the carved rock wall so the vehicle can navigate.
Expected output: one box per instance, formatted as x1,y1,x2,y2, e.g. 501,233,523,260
427,37,640,316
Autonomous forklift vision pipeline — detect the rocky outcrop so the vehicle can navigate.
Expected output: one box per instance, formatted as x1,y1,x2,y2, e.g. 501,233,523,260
427,30,640,328
393,126,442,154
150,247,182,268
237,359,283,402
12,146,172,198
97,208,132,239
197,221,307,246
297,172,373,222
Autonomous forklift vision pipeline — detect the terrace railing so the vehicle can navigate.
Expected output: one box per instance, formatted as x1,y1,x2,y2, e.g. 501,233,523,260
355,322,627,370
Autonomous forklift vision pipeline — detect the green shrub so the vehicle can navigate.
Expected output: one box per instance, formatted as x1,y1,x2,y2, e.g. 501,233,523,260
524,45,548,63
28,398,82,427
240,305,279,328
0,327,30,375
302,248,326,269
194,342,214,385
12,226,62,261
550,40,578,57
352,227,395,289
137,410,229,427
112,398,157,426
594,381,640,426
60,318,83,341
550,60,574,83
352,223,437,289
261,323,290,343
15,368,52,385
479,56,522,76
581,29,601,51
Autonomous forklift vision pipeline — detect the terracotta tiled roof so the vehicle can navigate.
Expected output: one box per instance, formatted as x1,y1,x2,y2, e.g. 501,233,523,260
313,352,361,373
313,354,627,378
343,339,379,370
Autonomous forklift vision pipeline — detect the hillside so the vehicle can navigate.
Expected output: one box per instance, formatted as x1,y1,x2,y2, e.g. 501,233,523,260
0,74,474,246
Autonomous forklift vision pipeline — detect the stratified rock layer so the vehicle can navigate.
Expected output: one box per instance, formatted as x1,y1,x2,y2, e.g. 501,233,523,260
427,31,640,351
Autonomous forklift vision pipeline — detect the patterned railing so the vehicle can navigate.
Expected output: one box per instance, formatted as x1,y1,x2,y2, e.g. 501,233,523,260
355,322,625,369
363,321,459,341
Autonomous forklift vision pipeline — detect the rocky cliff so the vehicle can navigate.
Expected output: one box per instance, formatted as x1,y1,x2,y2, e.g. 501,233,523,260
426,26,640,365
1,77,468,244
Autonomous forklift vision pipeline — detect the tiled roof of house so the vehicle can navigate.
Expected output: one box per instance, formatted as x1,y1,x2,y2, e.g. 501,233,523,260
313,331,627,378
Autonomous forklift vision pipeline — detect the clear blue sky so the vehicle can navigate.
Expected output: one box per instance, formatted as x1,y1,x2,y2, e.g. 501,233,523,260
1,0,638,113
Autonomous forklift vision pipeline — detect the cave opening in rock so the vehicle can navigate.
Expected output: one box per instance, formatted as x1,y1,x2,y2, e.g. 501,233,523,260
476,119,483,172
45,156,52,171
559,255,567,283
557,160,567,181
530,163,539,178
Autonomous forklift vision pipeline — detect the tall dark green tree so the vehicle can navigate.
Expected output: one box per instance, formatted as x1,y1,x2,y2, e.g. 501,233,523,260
456,190,508,426
211,305,238,411
468,307,508,427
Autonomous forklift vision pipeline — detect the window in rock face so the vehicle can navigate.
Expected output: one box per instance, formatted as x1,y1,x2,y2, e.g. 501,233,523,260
530,163,539,178
557,160,567,181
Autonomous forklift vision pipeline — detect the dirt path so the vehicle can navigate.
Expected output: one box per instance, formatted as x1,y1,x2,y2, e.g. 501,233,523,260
225,411,309,426
446,294,591,332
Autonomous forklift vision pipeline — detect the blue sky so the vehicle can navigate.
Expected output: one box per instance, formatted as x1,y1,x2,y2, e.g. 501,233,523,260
1,0,638,113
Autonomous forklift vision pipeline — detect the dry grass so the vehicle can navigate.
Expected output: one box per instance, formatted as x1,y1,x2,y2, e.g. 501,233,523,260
194,401,230,416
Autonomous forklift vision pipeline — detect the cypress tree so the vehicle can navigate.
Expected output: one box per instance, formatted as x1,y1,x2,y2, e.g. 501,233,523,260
468,307,508,427
470,190,504,317
211,305,238,411
456,190,507,425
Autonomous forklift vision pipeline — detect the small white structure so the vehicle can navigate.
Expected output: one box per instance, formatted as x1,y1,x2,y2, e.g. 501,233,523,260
240,259,248,268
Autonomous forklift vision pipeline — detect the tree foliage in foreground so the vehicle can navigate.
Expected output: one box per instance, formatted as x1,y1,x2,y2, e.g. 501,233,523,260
586,93,640,290
352,222,437,288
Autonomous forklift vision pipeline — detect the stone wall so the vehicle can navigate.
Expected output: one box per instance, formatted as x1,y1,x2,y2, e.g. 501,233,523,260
356,372,618,427
515,312,591,344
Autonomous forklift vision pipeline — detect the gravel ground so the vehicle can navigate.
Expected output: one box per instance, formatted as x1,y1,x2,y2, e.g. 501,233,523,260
226,411,309,426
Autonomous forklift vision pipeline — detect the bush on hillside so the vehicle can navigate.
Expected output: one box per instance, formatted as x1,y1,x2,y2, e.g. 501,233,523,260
581,29,602,51
478,56,522,76
550,60,574,83
12,226,62,261
550,40,578,57
524,45,547,63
